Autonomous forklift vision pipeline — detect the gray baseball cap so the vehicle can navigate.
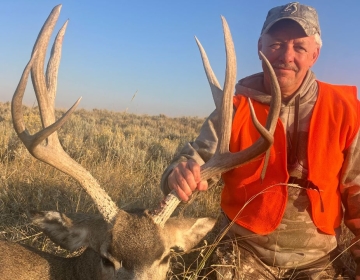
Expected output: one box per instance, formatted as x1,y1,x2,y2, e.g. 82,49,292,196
261,2,320,36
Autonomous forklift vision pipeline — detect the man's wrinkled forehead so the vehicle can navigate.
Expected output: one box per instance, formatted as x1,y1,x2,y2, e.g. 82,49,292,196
261,2,321,36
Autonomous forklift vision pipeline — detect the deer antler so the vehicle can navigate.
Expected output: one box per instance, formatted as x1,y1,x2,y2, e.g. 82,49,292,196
152,16,281,227
11,4,119,224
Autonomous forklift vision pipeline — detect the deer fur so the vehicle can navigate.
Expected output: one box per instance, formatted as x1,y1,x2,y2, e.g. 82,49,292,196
0,210,215,279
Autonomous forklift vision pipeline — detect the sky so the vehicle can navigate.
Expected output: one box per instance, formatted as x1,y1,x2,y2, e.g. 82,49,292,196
1,1,359,117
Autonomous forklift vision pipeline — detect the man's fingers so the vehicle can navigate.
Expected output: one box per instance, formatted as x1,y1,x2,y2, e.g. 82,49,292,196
168,162,196,201
197,180,208,191
186,160,208,191
181,161,199,192
168,170,189,201
167,160,208,201
186,160,202,183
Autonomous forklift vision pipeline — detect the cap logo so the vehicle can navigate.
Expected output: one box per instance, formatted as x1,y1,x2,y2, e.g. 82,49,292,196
282,2,298,14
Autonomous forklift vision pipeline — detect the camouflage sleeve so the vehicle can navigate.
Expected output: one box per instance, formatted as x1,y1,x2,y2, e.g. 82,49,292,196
339,130,360,265
160,109,221,195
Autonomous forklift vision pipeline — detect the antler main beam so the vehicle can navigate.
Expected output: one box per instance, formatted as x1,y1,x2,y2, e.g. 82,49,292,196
11,5,119,224
152,16,281,227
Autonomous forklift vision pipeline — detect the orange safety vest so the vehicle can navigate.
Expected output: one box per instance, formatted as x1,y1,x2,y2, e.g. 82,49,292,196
221,81,360,235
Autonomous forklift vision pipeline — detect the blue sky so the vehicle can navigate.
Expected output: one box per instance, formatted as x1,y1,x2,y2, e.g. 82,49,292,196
1,1,359,116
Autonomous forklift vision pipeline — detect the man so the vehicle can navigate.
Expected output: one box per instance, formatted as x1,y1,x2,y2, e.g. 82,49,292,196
161,2,360,279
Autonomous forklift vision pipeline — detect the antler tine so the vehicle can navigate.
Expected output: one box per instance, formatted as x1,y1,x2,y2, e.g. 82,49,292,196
257,50,282,179
152,16,281,227
11,4,120,224
218,16,236,154
259,51,281,134
194,37,222,112
31,5,62,131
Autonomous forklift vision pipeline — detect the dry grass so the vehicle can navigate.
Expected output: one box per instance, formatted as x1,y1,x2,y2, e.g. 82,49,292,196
0,101,356,278
0,101,222,267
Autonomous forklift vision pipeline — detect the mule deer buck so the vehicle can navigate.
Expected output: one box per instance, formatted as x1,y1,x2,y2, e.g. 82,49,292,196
0,4,281,280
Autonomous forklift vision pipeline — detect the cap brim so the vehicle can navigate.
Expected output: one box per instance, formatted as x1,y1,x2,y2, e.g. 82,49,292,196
262,17,316,37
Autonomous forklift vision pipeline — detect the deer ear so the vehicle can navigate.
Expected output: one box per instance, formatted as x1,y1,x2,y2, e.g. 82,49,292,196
164,217,216,252
30,211,108,252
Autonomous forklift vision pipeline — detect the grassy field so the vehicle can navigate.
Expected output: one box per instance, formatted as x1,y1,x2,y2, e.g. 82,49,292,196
0,101,223,278
0,101,356,278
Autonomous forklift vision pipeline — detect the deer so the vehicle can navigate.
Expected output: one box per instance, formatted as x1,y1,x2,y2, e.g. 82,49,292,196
0,4,281,280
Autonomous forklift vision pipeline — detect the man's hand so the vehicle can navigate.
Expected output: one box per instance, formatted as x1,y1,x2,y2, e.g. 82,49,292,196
168,159,208,201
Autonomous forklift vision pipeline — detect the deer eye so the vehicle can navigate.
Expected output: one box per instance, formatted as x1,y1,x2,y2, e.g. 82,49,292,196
101,257,115,268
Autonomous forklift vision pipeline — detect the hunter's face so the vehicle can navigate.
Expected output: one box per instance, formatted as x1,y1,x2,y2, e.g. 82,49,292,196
259,20,320,98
